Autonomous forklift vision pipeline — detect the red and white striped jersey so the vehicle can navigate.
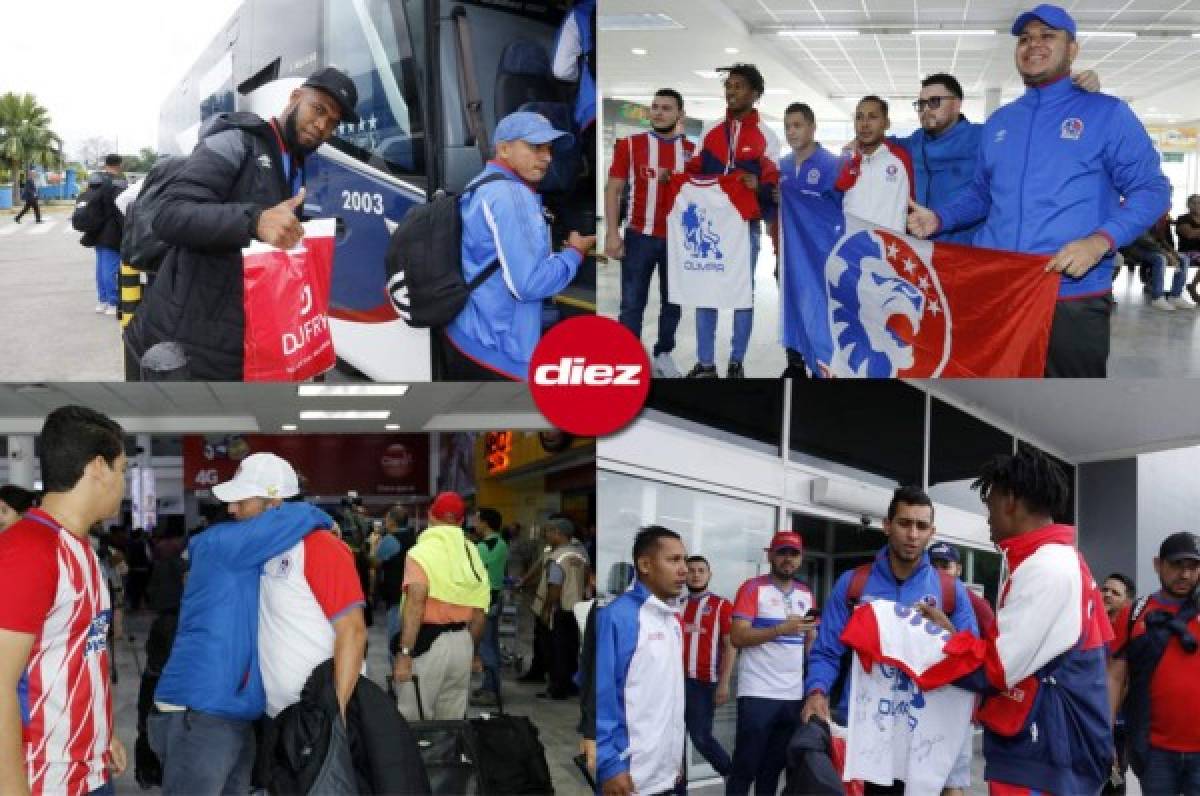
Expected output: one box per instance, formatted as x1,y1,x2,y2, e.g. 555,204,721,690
680,591,733,683
609,131,696,239
0,509,112,796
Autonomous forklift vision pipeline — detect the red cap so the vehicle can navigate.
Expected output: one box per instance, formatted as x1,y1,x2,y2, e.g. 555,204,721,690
429,491,466,523
766,531,804,554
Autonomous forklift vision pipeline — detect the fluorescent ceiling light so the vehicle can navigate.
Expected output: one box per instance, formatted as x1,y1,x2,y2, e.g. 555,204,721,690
1194,32,1200,38
299,410,391,420
694,69,723,79
600,13,683,31
911,29,995,36
297,385,409,397
1078,30,1136,38
777,29,860,37
385,424,401,431
631,48,647,56
725,47,739,54
281,424,298,431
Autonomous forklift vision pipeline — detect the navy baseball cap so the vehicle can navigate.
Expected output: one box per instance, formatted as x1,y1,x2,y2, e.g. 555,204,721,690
928,542,960,564
1159,532,1200,563
1011,4,1077,39
492,111,574,149
303,67,360,124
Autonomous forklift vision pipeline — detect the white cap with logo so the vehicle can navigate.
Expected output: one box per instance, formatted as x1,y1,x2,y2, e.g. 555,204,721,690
212,453,299,503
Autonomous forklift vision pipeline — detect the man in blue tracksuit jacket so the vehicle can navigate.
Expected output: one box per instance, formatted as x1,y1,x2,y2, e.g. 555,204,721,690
891,73,983,246
150,462,331,795
802,486,978,731
444,111,593,381
910,3,1170,378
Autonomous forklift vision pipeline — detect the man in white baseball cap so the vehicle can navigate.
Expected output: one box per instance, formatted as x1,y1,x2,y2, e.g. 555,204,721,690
230,455,369,723
151,453,333,795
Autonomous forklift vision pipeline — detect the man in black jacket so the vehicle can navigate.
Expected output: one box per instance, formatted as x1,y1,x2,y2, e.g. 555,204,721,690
125,67,359,380
13,169,41,224
92,155,128,316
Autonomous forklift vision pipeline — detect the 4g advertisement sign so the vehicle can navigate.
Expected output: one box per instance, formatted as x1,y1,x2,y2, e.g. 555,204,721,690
183,434,430,496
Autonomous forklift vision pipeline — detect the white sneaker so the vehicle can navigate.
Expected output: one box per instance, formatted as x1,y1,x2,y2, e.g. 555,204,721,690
95,302,107,313
652,352,683,378
1152,297,1177,311
1170,296,1194,309
104,305,117,316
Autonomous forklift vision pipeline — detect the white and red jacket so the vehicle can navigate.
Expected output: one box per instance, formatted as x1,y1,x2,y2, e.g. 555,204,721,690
687,108,780,220
835,141,915,232
609,131,696,239
959,524,1114,795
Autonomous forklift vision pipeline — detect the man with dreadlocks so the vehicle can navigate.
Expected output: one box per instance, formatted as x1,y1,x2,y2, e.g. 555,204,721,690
682,62,779,380
917,446,1114,796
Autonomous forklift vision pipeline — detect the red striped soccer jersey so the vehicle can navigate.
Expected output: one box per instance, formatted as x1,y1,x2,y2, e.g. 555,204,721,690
609,131,696,239
0,509,113,796
680,591,733,683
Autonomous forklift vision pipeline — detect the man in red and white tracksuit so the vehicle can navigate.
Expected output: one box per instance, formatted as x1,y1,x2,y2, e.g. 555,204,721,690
683,63,779,379
835,95,914,232
605,89,695,378
918,447,1113,796
680,555,735,776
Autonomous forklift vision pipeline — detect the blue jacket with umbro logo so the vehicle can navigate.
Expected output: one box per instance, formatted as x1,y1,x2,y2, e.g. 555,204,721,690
933,74,1170,299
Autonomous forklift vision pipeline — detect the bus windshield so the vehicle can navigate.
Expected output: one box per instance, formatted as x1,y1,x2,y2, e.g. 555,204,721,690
325,0,426,186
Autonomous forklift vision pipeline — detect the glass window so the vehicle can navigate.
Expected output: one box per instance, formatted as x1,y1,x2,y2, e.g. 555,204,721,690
325,0,426,184
929,398,1014,516
644,381,784,454
789,382,925,488
970,549,1003,606
597,470,776,784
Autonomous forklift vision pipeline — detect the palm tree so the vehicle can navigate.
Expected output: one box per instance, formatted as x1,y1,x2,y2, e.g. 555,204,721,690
0,93,64,206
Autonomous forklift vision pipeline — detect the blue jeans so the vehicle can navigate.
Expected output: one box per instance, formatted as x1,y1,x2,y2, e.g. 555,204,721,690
727,696,801,796
1140,746,1200,795
148,709,255,795
619,230,681,356
696,222,760,366
88,782,114,796
95,246,119,305
480,593,503,694
1152,253,1187,299
685,678,731,776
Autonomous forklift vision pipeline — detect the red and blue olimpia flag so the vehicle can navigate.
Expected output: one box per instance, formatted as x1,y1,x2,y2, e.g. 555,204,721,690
780,192,1061,377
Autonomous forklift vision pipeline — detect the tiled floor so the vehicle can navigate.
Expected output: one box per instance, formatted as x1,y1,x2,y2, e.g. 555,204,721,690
598,247,1200,379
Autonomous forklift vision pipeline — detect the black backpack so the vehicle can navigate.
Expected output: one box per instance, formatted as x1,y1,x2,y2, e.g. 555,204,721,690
71,180,110,238
384,173,509,328
120,157,186,272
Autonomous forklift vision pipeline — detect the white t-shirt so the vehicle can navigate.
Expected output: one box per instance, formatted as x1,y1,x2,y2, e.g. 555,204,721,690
665,175,760,309
841,599,977,792
731,575,815,699
259,530,365,717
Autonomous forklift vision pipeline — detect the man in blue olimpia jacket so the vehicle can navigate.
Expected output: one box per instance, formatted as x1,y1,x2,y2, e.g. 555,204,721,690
908,3,1170,378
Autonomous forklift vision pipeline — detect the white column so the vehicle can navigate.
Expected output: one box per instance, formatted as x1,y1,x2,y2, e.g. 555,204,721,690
7,435,36,488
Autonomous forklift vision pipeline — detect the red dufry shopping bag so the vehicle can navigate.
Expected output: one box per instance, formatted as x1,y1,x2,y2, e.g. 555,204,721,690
242,218,337,381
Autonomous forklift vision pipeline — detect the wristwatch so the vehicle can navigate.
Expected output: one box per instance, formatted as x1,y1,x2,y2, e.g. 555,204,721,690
398,646,412,658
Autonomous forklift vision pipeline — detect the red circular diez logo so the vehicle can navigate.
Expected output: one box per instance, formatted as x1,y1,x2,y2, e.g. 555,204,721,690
528,316,650,436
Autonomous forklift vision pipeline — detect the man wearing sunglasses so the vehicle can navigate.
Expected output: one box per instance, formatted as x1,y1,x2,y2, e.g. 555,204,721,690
908,4,1170,378
1107,532,1200,794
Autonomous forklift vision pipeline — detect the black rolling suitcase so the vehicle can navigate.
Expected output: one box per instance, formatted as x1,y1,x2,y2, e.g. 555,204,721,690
410,676,485,794
469,689,554,795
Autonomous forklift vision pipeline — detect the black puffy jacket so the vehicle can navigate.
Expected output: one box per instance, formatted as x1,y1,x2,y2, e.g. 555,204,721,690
124,112,303,380
88,172,127,250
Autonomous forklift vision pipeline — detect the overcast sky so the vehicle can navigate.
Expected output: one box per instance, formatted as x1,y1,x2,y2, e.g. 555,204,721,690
0,0,243,160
